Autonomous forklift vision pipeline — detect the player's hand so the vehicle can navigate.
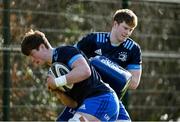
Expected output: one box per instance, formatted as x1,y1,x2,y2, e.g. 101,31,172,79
46,74,56,90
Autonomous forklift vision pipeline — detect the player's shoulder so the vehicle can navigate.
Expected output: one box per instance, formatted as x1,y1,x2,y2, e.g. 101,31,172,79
57,45,78,52
91,32,110,43
80,32,110,44
123,38,141,50
58,45,75,49
91,32,110,37
85,32,109,37
85,31,108,34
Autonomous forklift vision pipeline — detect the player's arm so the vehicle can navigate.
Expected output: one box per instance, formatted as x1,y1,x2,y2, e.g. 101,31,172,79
127,43,142,89
128,68,142,89
65,55,91,84
47,55,91,88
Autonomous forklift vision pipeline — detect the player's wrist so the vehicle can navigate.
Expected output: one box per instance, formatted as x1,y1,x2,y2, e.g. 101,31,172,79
54,75,67,87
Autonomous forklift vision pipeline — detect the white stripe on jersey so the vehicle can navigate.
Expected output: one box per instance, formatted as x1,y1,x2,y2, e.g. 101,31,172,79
96,33,109,43
123,39,134,50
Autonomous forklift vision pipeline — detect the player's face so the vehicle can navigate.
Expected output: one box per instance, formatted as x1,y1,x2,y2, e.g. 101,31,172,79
115,21,135,42
29,45,47,66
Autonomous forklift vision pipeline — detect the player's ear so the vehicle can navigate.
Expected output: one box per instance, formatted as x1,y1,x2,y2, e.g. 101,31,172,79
39,43,46,50
113,21,118,27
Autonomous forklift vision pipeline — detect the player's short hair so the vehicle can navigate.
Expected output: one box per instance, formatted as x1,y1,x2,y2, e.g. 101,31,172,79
113,9,138,28
21,30,50,56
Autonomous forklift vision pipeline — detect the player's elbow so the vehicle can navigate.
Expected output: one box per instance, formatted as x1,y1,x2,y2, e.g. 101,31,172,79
129,84,138,89
85,68,91,78
128,70,141,89
129,80,139,89
82,66,91,79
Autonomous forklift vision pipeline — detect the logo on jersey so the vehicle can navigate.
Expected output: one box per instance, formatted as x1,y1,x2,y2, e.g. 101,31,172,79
68,108,76,114
53,50,58,61
118,52,127,62
95,49,102,55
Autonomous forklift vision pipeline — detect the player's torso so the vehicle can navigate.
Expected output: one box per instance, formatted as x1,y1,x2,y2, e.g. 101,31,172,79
52,46,111,104
97,40,132,69
78,32,137,69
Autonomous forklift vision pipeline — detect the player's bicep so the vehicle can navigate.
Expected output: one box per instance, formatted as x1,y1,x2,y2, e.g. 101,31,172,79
66,55,91,84
70,56,89,70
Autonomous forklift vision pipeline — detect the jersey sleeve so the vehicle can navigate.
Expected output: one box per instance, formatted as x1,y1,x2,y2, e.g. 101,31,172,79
76,33,97,58
58,46,83,68
127,44,142,70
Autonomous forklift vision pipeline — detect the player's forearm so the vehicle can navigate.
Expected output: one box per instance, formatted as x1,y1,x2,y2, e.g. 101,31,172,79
128,70,142,89
128,79,140,89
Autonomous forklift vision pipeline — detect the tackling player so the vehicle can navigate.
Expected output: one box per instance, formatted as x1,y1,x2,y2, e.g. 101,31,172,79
21,30,120,121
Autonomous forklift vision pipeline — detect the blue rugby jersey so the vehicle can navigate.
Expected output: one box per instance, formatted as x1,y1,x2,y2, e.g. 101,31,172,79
52,46,112,105
76,32,142,70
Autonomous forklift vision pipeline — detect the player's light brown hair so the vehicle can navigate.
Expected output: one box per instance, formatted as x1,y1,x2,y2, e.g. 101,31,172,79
113,9,138,28
21,30,51,56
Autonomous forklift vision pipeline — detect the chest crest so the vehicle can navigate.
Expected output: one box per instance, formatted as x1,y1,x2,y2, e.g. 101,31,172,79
53,50,58,61
118,52,127,62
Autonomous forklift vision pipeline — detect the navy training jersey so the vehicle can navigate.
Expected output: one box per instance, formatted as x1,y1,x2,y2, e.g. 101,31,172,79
52,46,112,105
76,32,142,70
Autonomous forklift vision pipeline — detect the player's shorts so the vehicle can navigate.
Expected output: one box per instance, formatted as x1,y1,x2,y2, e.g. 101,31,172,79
118,101,131,121
56,100,131,121
76,92,119,121
57,92,119,121
56,106,76,121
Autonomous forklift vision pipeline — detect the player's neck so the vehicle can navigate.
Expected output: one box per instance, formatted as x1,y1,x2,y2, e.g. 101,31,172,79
110,35,123,47
110,31,125,46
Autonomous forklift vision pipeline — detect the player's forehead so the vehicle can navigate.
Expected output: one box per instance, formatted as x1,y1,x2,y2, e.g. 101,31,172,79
120,21,135,29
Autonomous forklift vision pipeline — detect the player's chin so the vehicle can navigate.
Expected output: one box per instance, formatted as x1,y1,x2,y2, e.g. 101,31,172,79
38,61,46,66
120,36,127,41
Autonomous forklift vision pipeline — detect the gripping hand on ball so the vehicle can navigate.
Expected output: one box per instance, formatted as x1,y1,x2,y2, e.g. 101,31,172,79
47,74,67,90
48,62,74,92
47,74,57,90
47,74,78,108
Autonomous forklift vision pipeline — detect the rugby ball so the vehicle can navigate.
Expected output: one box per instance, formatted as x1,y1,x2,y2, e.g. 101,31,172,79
48,62,73,92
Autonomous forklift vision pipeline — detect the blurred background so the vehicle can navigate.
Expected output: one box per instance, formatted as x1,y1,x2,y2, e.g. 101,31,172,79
0,0,180,121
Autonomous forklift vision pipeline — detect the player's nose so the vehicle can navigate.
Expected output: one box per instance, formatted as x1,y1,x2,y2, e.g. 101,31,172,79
31,57,37,64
